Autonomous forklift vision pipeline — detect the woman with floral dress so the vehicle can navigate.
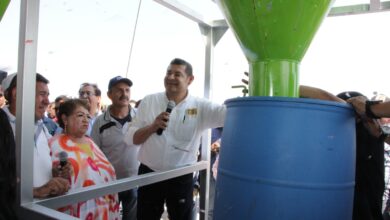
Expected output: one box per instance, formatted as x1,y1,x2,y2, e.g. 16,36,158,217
50,98,119,220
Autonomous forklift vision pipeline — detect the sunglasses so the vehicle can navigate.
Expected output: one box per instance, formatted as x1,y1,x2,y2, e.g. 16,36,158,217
0,93,3,97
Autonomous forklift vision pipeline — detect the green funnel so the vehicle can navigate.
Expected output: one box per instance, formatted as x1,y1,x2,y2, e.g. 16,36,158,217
216,0,335,97
0,0,10,22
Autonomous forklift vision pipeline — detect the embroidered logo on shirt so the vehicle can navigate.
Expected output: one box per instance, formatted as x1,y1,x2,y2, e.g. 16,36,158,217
186,108,197,116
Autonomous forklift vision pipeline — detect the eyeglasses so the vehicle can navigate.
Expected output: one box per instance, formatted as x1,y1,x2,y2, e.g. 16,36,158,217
79,91,95,97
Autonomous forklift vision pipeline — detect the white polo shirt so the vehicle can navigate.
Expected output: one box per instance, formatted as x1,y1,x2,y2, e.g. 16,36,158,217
91,106,139,179
3,105,53,187
127,92,226,171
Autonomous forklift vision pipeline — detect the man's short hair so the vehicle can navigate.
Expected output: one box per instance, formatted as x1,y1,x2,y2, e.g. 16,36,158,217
79,83,101,97
55,95,68,103
36,73,49,84
170,58,193,76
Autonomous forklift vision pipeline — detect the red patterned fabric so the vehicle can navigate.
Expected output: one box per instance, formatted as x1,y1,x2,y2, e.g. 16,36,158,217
50,134,120,220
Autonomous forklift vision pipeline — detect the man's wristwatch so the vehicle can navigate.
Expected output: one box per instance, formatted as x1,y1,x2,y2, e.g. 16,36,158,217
365,100,381,119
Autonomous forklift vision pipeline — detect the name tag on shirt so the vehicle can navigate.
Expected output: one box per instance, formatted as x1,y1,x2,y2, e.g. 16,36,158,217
186,108,197,116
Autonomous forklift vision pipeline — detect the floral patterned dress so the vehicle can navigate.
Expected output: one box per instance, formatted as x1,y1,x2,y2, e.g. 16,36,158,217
49,134,120,220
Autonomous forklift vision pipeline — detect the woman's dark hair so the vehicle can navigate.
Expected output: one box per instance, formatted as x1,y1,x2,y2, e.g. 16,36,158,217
0,108,17,219
57,99,90,129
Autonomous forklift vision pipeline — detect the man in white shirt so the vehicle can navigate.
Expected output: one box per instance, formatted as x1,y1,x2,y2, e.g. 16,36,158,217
128,58,226,220
2,73,69,198
91,76,139,220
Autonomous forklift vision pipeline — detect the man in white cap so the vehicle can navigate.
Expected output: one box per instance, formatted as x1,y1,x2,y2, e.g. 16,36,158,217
2,73,69,198
91,76,139,220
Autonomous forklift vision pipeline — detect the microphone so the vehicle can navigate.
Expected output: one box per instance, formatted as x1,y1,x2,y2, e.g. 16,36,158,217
59,151,68,168
157,100,176,135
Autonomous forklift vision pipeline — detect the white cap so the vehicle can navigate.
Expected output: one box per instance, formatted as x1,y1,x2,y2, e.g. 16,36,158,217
1,73,16,92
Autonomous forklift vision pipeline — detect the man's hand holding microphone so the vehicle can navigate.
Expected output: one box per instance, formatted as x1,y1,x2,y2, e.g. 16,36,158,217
154,100,175,135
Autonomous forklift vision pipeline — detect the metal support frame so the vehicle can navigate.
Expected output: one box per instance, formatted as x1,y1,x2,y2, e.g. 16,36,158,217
198,21,227,220
154,0,212,27
28,162,208,219
17,0,40,207
15,0,214,218
36,162,208,209
153,1,228,219
329,0,390,16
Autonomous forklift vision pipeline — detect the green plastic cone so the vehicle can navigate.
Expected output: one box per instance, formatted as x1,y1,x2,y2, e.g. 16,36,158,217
216,0,335,97
0,0,10,22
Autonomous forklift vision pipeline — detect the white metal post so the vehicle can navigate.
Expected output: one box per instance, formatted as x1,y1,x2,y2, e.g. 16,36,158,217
199,21,227,220
17,0,40,207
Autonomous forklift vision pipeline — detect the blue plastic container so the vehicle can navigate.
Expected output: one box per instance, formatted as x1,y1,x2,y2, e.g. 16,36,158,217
214,97,356,220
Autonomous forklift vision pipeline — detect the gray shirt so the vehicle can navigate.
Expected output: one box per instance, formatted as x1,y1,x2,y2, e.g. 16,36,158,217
91,106,139,179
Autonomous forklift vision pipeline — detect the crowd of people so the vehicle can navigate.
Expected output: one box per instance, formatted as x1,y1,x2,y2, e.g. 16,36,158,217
1,58,390,220
0,58,225,220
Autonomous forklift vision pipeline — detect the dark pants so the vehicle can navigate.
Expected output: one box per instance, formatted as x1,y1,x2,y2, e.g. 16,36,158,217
137,164,194,220
119,188,137,220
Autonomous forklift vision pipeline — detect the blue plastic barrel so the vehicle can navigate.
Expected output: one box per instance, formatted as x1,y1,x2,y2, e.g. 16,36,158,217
214,97,356,220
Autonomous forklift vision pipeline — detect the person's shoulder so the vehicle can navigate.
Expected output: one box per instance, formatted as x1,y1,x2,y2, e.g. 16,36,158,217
139,92,165,106
144,92,164,100
131,106,137,116
189,96,221,106
48,133,64,147
86,136,100,148
184,94,202,102
2,106,15,120
93,111,108,124
43,116,57,126
0,108,7,120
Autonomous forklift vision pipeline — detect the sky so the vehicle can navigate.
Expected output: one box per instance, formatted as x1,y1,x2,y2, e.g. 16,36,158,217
1,0,390,105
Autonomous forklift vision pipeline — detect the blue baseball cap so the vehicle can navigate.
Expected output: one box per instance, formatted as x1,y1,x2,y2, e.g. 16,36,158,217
108,76,133,90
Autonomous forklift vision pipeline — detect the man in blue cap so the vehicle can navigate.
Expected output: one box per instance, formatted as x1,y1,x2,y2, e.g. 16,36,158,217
91,76,139,220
